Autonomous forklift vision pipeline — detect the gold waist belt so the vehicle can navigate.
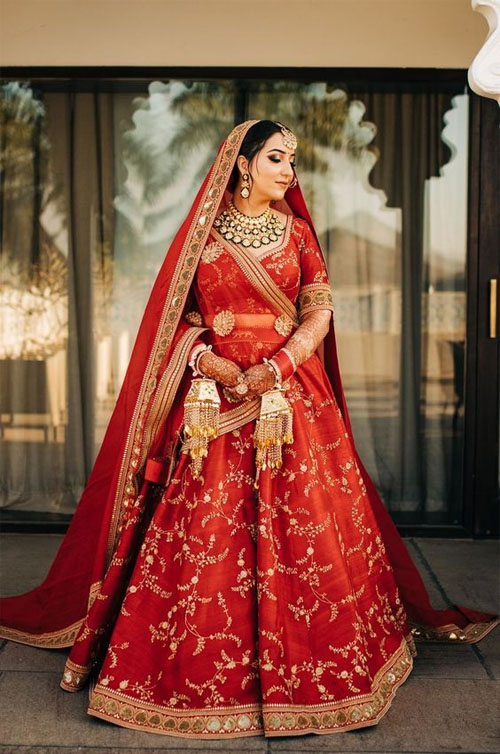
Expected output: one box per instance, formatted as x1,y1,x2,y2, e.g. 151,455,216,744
204,311,297,337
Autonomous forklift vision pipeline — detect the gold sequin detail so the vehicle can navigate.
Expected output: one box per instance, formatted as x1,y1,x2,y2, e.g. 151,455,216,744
212,309,235,336
274,314,294,336
184,311,203,326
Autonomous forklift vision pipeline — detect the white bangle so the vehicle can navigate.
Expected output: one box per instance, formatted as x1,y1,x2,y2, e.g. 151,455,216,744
188,344,212,376
263,357,282,388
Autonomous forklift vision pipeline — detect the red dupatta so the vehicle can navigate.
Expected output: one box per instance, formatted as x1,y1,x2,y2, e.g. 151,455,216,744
0,119,498,650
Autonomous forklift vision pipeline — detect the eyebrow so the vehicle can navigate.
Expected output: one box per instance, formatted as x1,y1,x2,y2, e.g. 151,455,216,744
267,148,296,157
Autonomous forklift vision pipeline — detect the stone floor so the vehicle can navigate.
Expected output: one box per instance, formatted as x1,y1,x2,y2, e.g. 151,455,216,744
0,534,499,754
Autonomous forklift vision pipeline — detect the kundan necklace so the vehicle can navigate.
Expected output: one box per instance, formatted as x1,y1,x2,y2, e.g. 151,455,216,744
213,200,286,249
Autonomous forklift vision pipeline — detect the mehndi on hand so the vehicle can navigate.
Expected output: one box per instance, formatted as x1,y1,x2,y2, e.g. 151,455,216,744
224,362,276,401
270,310,332,382
197,350,243,388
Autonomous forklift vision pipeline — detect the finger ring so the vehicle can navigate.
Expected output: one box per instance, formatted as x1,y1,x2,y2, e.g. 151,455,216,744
235,382,249,395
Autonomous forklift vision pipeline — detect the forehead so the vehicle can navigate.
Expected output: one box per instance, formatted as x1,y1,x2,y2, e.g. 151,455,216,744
263,131,295,155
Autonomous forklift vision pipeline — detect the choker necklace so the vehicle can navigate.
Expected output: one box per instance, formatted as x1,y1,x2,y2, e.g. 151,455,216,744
213,200,286,249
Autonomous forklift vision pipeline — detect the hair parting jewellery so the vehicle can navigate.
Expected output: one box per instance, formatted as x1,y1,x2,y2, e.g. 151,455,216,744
277,122,298,151
213,200,286,250
277,123,298,188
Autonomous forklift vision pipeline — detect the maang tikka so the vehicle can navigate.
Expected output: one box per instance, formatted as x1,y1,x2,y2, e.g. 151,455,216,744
277,122,298,151
278,123,298,187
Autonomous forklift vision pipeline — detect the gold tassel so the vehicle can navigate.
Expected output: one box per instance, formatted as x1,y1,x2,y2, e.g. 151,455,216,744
183,377,221,478
253,387,294,488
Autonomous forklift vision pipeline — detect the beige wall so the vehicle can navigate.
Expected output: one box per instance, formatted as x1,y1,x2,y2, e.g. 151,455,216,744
0,0,487,68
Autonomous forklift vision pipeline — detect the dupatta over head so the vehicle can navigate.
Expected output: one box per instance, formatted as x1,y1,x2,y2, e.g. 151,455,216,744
1,119,498,650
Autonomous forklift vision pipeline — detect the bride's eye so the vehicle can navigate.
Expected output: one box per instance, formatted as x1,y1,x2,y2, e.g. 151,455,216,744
269,156,280,163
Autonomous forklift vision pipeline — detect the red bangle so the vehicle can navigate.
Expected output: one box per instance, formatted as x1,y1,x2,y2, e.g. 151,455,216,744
271,348,295,381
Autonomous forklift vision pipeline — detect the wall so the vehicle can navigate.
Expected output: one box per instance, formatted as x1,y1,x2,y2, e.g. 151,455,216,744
0,0,487,68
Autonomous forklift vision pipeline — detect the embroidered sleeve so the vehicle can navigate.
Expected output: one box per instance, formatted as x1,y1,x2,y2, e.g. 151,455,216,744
297,221,335,321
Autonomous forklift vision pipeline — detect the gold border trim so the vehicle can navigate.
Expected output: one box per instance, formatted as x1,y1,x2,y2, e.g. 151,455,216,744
61,658,92,692
410,614,500,644
298,282,335,318
0,619,83,649
140,326,209,468
87,636,413,738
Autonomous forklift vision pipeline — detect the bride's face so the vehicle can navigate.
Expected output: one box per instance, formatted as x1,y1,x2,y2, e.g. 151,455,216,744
237,131,296,202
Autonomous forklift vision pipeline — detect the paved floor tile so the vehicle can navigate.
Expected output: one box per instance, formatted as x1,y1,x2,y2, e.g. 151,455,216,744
0,535,63,597
0,749,234,753
0,642,67,674
404,540,448,608
268,679,500,752
472,628,500,680
0,672,266,750
410,641,489,679
0,749,244,753
415,539,500,610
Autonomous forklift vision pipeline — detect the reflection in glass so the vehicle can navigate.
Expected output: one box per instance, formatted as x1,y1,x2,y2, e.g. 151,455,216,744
246,83,469,524
421,95,469,523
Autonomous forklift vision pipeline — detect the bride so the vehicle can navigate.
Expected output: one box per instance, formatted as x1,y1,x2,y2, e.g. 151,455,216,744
0,119,498,739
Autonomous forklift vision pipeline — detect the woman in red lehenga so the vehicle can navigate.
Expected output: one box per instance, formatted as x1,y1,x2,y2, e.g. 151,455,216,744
1,120,498,739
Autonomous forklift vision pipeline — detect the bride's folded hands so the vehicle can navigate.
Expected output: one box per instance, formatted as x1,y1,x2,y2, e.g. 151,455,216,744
225,362,276,401
223,310,332,403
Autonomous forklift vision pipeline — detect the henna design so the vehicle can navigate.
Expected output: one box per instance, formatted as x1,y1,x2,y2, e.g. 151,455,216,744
283,309,331,369
197,350,243,388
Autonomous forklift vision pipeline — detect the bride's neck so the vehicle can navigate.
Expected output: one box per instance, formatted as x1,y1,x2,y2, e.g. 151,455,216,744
231,194,270,217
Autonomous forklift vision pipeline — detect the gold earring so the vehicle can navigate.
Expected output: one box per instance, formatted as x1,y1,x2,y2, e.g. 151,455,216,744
289,175,298,188
240,172,250,199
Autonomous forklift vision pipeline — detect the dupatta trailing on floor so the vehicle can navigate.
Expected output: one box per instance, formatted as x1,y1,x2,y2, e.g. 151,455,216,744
0,119,498,655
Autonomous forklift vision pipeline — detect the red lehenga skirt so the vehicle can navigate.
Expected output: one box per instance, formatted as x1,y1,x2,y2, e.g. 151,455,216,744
59,217,420,738
81,365,414,739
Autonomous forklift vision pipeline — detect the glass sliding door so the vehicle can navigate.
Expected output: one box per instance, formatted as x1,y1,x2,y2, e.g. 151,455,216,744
1,71,495,534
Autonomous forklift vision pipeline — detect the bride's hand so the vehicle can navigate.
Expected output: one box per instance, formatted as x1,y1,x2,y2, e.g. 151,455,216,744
224,363,276,401
197,351,243,388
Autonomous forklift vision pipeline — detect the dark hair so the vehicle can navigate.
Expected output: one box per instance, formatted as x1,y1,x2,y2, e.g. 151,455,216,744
228,120,287,192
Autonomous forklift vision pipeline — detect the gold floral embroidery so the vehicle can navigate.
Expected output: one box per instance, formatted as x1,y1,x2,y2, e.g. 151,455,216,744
0,620,82,649
201,241,224,264
210,226,299,325
274,314,294,336
87,638,413,737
